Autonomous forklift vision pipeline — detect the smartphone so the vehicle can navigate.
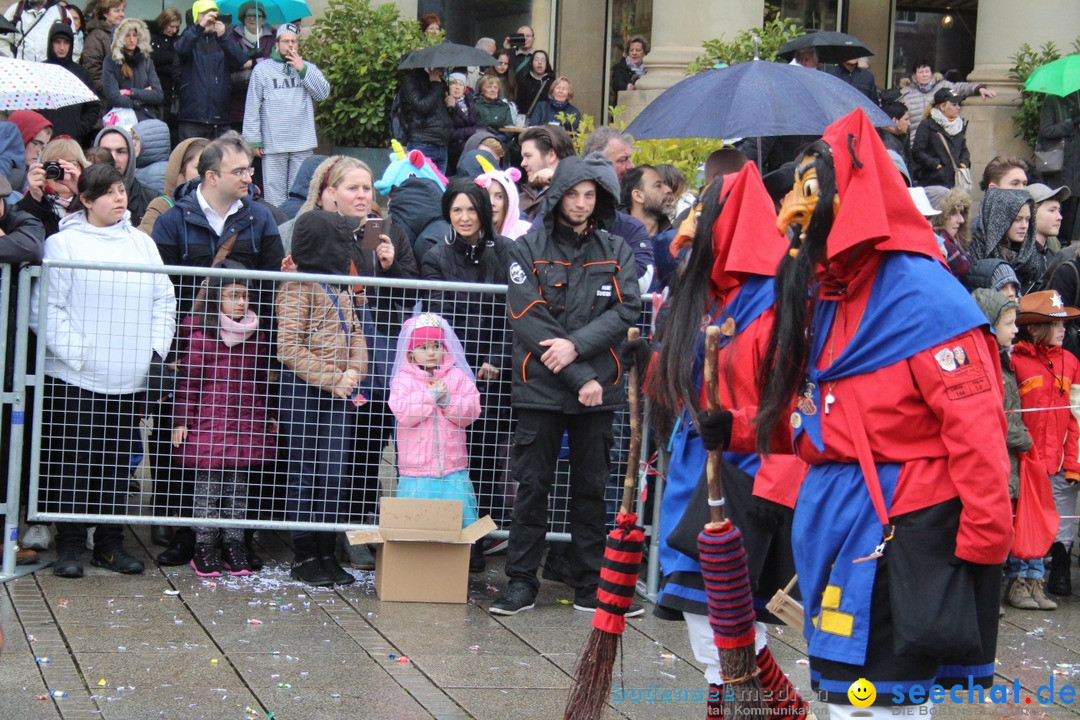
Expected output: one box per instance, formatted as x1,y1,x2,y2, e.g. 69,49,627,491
507,33,526,48
217,13,232,24
361,218,385,252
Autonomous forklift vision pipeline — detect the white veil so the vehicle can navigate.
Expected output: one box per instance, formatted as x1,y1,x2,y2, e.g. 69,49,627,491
390,312,475,384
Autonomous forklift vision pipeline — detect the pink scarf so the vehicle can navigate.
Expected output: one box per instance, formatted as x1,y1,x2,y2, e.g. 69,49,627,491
219,310,258,347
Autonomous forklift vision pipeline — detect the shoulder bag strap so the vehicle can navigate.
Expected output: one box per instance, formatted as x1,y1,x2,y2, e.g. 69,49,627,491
188,231,240,316
935,131,959,173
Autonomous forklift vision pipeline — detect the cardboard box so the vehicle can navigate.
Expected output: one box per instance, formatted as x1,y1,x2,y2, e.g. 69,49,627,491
346,498,496,604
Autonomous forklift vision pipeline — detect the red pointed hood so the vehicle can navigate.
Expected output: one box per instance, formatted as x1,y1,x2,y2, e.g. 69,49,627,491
820,108,939,260
710,163,787,295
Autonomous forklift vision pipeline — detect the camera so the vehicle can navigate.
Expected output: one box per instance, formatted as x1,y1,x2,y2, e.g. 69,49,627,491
216,13,232,24
507,33,526,48
43,161,64,181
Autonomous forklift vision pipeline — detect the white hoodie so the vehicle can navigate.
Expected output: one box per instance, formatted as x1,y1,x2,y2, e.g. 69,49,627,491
30,211,177,394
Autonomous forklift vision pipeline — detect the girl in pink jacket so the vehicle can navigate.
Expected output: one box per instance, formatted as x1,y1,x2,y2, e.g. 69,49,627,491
389,313,482,525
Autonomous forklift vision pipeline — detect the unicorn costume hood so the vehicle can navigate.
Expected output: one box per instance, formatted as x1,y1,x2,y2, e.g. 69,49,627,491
474,156,532,240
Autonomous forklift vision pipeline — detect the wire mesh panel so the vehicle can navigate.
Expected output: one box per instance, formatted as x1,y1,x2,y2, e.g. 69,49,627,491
28,261,636,538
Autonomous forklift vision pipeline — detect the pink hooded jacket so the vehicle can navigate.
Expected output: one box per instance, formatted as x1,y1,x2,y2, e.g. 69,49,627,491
389,357,481,477
475,167,533,239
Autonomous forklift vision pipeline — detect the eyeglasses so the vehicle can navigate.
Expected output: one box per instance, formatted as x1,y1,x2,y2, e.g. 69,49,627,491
244,13,262,19
221,166,254,178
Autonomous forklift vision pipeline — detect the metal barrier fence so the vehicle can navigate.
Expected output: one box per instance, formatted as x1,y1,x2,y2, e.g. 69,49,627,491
8,260,662,596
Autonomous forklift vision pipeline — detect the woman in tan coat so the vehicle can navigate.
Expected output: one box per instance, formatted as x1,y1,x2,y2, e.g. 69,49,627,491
277,209,367,588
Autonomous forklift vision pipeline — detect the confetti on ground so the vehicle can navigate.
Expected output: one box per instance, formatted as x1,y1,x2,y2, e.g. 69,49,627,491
397,656,409,664
210,659,218,665
57,600,69,608
557,599,572,605
163,589,180,596
97,679,107,686
468,645,480,651
796,659,809,666
659,653,675,661
247,619,263,625
35,657,52,663
277,682,291,689
330,693,340,698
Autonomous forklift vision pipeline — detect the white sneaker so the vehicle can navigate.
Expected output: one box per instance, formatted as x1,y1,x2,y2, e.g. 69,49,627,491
22,525,51,551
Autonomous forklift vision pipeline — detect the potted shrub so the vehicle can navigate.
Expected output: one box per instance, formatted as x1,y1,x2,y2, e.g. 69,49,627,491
306,0,427,174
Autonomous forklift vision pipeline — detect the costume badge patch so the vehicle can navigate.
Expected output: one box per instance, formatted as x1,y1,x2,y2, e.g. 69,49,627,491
796,382,817,415
596,284,612,297
509,262,526,284
932,333,991,400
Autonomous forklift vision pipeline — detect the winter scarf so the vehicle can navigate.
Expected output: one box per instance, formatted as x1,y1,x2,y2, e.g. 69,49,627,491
626,58,646,79
970,189,1037,269
219,309,258,347
930,107,964,136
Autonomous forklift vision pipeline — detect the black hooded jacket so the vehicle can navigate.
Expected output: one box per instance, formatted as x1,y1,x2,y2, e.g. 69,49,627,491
388,176,450,262
506,155,642,412
39,22,98,145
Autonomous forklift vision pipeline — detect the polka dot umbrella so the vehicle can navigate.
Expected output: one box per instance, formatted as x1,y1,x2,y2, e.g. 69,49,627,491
0,57,98,111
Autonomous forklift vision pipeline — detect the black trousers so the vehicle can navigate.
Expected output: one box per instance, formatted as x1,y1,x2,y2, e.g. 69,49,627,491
41,378,138,552
504,409,613,594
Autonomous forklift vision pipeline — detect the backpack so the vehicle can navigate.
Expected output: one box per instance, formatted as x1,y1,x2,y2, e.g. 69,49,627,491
1045,244,1080,305
389,87,408,143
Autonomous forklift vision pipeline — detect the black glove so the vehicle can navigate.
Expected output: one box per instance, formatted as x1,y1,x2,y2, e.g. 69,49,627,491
749,495,793,534
619,336,652,373
696,409,732,452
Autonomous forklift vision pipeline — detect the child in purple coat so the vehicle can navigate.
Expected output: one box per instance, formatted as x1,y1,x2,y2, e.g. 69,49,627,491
172,260,275,577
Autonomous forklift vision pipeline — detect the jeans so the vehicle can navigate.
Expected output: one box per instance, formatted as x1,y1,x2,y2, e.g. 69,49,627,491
406,142,448,174
1006,555,1046,580
504,409,614,594
178,121,232,142
278,370,356,527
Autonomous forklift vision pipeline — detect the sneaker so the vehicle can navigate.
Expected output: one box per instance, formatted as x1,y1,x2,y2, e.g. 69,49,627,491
91,547,145,574
541,549,574,585
483,537,509,556
1028,578,1059,610
189,544,223,577
53,546,83,578
572,591,645,617
22,525,51,551
345,543,376,570
221,542,253,576
489,582,536,616
1006,577,1039,610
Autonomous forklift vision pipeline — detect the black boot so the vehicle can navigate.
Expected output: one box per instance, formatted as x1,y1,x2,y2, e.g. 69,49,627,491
245,529,264,571
316,532,354,586
469,542,486,573
291,534,334,587
157,527,195,566
151,525,174,547
1048,542,1072,596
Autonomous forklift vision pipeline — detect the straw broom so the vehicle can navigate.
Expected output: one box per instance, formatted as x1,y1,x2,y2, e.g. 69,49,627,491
697,325,765,717
563,328,647,720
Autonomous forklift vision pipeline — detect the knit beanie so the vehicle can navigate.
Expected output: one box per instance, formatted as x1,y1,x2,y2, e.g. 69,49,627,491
989,262,1020,294
8,110,52,148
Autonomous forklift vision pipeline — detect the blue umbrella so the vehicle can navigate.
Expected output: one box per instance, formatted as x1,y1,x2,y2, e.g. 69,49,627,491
625,59,893,140
216,0,310,26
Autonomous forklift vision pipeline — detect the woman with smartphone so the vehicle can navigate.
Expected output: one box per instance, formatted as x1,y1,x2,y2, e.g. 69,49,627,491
280,156,419,568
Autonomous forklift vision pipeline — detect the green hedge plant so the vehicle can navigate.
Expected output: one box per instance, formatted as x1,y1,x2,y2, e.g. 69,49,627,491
307,0,426,148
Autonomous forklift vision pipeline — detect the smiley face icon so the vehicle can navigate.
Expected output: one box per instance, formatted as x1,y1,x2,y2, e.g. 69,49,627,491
847,678,876,707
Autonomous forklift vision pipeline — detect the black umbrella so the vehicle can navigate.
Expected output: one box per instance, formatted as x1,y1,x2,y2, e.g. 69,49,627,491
0,15,16,34
778,31,872,65
398,42,497,70
625,59,893,140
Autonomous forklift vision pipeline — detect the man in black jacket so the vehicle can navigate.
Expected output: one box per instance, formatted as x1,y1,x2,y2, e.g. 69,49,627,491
400,67,451,173
490,155,642,616
174,0,248,141
39,22,97,146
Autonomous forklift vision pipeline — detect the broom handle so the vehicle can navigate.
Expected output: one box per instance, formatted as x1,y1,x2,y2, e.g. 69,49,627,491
703,326,726,525
781,574,798,595
620,327,643,516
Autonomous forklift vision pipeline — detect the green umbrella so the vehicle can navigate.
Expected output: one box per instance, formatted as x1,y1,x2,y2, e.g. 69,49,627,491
1024,54,1080,97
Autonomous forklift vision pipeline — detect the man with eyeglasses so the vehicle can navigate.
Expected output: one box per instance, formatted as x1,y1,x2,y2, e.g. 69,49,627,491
149,131,283,568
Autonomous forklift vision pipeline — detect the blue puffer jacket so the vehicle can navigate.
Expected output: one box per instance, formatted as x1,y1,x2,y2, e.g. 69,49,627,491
150,179,284,316
134,118,171,194
174,24,248,125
